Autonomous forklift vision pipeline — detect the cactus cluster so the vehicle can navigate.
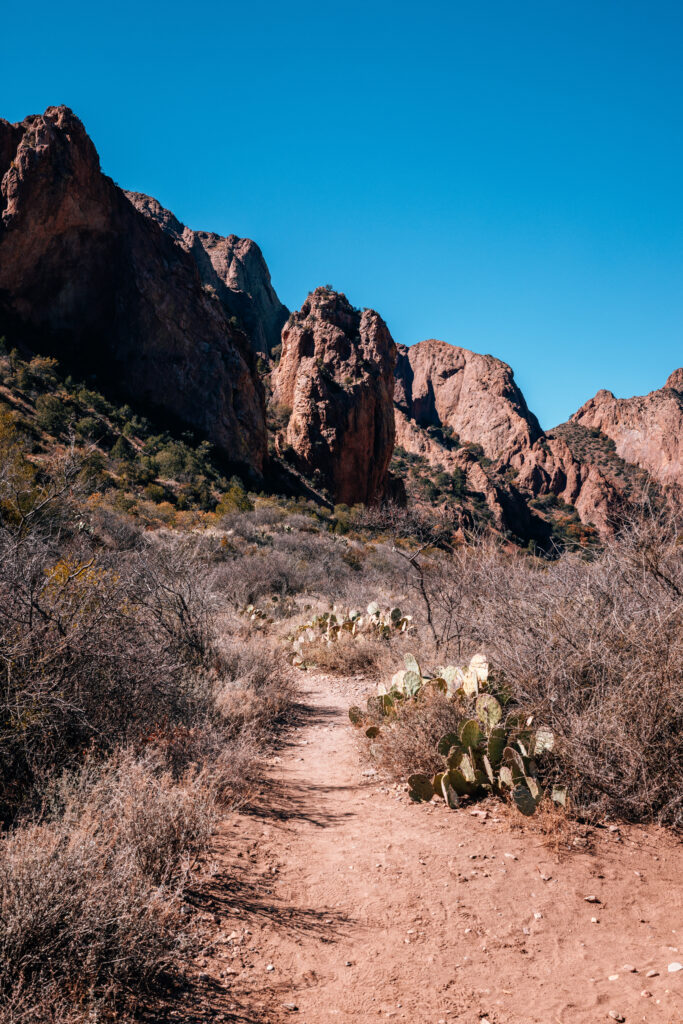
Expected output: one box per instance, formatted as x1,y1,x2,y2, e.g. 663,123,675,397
292,602,413,666
377,651,491,704
409,694,566,815
349,651,566,817
243,603,269,622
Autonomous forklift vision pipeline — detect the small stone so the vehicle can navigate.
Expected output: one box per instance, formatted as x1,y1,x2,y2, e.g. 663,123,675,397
668,961,683,973
640,990,652,998
266,964,274,971
504,852,517,860
282,1005,299,1012
608,1013,625,1022
345,961,352,966
198,972,209,982
608,974,619,981
646,969,659,978
584,895,601,903
622,964,636,972
534,912,543,920
591,917,600,924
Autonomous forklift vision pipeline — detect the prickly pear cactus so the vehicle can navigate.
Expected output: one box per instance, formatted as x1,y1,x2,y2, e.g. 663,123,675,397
408,774,434,803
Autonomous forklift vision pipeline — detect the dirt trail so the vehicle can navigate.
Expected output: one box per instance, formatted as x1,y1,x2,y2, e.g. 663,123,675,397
184,675,682,1024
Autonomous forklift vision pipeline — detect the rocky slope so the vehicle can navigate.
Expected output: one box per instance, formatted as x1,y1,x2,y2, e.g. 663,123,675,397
570,369,683,490
390,339,670,541
271,287,397,505
395,339,542,459
125,192,288,355
0,106,267,475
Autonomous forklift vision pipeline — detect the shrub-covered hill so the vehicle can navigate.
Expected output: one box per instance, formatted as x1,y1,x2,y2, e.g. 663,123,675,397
0,339,258,525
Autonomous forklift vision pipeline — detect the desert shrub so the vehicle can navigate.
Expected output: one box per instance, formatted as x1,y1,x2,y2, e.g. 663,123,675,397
0,754,211,1020
0,439,297,1019
215,476,253,514
397,509,683,827
367,687,467,780
213,632,296,739
35,394,70,434
143,481,167,503
300,631,388,675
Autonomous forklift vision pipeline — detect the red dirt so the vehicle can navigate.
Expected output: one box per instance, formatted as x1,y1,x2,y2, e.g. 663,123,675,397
179,674,682,1024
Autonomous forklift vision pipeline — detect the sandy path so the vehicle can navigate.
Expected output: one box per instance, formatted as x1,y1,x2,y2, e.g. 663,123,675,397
183,674,682,1024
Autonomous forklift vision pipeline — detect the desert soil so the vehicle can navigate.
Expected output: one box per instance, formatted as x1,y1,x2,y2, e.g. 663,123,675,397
169,674,682,1024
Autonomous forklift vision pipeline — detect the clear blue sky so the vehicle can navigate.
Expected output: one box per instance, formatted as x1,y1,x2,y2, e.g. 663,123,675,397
3,1,682,427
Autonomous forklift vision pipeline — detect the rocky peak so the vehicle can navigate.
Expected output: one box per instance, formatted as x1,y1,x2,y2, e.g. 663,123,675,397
272,287,397,504
571,372,683,489
0,105,266,475
125,191,288,355
395,339,542,460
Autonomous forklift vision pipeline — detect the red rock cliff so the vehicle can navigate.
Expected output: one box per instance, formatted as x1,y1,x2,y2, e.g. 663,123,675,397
0,106,267,475
272,288,396,504
395,339,542,459
570,371,683,489
125,191,288,355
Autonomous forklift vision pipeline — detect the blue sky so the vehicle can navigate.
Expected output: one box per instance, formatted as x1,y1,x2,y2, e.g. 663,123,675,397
3,1,682,427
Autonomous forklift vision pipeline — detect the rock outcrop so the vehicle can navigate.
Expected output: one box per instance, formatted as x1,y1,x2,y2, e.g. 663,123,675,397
125,192,288,355
272,287,396,504
507,436,623,535
395,339,542,460
392,338,635,538
0,106,267,475
570,371,683,490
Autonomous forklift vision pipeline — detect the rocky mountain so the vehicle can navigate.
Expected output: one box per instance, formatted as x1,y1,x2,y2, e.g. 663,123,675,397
390,340,679,542
0,105,271,476
125,192,288,355
2,104,680,539
271,287,397,505
395,340,542,459
570,370,683,490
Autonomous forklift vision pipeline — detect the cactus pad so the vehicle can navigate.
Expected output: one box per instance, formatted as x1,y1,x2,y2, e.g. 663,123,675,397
511,784,538,816
476,693,503,731
407,774,434,802
460,719,484,750
437,732,461,756
404,653,421,677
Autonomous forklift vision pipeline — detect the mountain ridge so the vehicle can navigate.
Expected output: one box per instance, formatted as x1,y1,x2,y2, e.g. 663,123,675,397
1,104,681,541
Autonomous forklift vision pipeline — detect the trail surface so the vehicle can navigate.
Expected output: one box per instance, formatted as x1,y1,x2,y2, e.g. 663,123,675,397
183,675,682,1024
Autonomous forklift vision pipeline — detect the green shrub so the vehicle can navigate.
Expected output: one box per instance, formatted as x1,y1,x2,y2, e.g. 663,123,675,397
35,395,69,435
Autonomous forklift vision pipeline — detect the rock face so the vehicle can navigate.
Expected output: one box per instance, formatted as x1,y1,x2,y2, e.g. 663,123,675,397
395,339,542,459
125,192,288,355
272,288,396,504
571,372,683,489
392,338,644,538
0,106,267,475
507,436,623,535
